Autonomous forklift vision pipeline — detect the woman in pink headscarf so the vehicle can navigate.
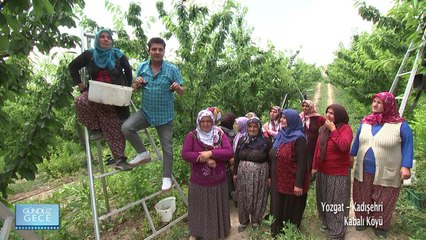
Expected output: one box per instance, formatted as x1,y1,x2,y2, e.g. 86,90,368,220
263,106,281,141
350,92,413,239
300,100,326,176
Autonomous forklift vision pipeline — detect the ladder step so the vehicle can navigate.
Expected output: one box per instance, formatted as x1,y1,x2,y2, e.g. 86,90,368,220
97,185,174,221
397,72,412,77
93,157,162,179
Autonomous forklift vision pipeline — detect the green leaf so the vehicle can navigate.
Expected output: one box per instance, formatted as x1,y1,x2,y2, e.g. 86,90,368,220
5,0,30,14
41,0,55,14
18,167,35,181
0,35,9,52
4,14,21,31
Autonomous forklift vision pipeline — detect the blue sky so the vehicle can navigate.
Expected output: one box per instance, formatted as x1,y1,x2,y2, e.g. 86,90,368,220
83,0,393,66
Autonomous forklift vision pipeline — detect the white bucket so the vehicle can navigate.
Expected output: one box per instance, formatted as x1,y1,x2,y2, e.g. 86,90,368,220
154,197,176,223
88,80,133,106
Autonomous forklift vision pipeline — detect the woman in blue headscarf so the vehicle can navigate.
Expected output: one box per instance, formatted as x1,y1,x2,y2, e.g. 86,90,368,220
69,29,132,170
269,109,309,237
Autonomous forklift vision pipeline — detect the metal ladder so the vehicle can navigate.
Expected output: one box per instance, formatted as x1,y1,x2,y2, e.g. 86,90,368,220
81,32,188,240
389,21,426,116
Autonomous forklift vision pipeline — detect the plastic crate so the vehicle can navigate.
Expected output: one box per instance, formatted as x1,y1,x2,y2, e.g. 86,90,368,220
88,80,133,106
406,188,426,210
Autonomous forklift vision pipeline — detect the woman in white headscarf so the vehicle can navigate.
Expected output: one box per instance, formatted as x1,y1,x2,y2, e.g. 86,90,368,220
182,110,234,240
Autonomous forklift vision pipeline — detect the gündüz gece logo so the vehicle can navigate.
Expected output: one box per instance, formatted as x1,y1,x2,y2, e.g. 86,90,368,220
15,204,60,230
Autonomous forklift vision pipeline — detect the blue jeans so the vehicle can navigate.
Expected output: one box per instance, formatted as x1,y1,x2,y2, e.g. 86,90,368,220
121,111,174,178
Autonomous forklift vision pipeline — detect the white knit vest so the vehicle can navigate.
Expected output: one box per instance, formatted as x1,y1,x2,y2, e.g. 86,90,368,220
353,123,402,188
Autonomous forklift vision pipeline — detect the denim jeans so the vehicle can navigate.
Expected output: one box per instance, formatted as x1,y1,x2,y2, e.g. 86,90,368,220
121,110,174,178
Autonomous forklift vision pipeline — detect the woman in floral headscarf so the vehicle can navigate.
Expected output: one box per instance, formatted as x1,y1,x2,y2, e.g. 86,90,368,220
233,118,272,232
69,29,132,170
350,92,413,239
263,106,281,142
270,109,309,237
300,100,326,176
182,110,234,240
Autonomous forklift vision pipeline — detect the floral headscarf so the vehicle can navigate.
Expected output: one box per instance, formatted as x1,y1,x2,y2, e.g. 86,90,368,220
207,107,222,123
196,110,221,147
267,106,281,132
361,92,405,125
88,29,124,70
300,100,320,129
245,112,257,119
273,109,305,149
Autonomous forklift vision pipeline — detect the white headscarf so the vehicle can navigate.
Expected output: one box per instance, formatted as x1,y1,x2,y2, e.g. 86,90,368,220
196,110,220,147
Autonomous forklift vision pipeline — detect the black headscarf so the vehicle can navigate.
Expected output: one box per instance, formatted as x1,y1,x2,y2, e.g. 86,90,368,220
318,104,349,162
239,117,268,152
219,112,237,130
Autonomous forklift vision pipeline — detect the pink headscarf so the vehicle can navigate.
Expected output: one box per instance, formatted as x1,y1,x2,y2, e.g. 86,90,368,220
361,92,405,125
300,100,320,129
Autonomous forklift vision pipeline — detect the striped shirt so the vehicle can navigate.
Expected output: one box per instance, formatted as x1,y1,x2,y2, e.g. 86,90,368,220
136,60,184,126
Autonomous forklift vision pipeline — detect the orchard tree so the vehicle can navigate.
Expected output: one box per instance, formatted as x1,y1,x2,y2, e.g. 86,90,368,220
0,0,83,199
327,0,426,104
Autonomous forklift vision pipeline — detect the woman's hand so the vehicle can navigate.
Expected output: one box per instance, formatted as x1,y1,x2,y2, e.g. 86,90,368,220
324,119,336,131
233,175,237,185
263,125,269,132
294,186,303,196
78,83,87,92
197,151,212,162
133,76,147,90
311,169,317,177
207,159,217,169
400,167,411,180
267,178,271,187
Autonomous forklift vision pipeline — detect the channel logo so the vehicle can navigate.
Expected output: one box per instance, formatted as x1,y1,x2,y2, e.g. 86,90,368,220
15,204,60,230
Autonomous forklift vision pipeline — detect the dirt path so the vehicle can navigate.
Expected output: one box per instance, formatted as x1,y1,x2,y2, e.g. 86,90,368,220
228,201,249,239
327,83,334,105
313,82,322,107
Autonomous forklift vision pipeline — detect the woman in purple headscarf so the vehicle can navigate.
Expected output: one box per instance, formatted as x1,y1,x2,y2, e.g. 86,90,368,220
350,92,413,239
233,117,249,153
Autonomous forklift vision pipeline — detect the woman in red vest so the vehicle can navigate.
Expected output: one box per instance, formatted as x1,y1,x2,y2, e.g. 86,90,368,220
270,109,309,237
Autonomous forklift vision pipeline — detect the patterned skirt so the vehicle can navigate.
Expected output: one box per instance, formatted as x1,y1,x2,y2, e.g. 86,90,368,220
236,161,269,225
188,180,230,240
316,172,350,239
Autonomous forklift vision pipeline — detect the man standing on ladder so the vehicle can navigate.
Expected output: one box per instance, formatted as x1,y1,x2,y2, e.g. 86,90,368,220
122,37,184,191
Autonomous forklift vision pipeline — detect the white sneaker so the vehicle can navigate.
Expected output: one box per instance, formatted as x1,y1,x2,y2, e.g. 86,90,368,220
128,151,151,166
161,177,172,191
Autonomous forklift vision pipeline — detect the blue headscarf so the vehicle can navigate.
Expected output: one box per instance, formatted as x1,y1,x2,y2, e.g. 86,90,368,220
272,109,305,149
88,29,124,70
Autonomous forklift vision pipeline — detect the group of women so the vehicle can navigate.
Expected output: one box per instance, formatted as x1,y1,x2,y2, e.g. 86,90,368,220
182,92,413,240
68,28,412,240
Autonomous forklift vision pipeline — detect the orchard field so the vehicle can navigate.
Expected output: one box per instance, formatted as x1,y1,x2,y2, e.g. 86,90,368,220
1,0,426,239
